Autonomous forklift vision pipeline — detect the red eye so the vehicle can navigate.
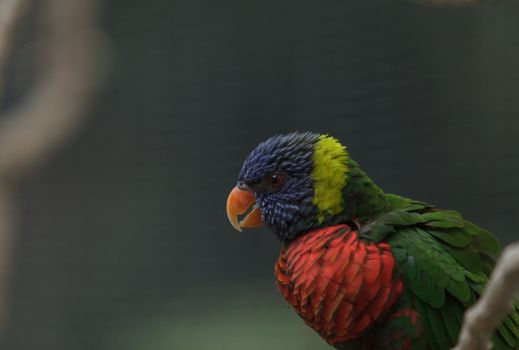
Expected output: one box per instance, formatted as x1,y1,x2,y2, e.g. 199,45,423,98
267,173,284,191
262,172,287,192
271,174,281,185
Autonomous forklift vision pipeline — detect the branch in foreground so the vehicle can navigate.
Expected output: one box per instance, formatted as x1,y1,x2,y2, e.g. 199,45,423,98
452,242,519,350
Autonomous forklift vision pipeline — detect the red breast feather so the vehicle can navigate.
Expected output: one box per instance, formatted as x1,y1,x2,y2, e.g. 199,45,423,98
275,224,403,347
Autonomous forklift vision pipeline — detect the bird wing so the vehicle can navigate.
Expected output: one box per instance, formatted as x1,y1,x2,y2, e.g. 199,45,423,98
364,194,519,349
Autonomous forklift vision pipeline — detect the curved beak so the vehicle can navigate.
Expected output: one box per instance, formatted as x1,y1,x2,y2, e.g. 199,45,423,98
226,186,265,232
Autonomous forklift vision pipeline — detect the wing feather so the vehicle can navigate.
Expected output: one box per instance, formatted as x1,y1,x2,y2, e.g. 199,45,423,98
366,194,519,349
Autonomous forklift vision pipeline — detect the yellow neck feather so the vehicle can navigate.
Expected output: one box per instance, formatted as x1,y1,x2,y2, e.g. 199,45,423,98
310,135,349,223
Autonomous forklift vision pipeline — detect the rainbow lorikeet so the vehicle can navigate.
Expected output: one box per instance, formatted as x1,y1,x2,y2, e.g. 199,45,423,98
226,132,519,350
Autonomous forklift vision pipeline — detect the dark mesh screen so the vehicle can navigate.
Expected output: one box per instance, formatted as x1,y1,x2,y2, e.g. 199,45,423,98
5,1,519,349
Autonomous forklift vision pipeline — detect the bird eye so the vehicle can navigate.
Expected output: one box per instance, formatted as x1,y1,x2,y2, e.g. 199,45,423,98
266,172,284,192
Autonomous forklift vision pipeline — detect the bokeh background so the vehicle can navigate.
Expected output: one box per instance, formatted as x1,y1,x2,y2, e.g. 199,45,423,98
2,0,519,349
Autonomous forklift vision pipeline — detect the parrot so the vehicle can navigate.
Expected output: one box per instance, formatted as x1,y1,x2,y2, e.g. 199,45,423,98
225,132,519,350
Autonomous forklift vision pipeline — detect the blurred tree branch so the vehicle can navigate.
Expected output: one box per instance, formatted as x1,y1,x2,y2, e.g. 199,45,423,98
453,242,519,350
0,0,107,334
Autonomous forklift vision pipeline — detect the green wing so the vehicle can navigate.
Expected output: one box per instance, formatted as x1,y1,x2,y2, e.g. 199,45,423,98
364,194,519,350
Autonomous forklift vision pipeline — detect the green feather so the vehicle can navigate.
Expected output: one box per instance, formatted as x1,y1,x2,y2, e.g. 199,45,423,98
496,322,517,348
441,296,462,344
446,278,471,303
361,193,519,349
413,297,442,349
426,304,454,349
467,223,500,256
428,228,472,248
464,270,487,283
444,245,482,274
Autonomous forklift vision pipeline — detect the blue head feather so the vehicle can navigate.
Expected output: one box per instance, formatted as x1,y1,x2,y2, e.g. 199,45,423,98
238,132,320,241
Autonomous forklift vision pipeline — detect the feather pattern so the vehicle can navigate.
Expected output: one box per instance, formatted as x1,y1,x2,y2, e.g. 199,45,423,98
275,224,422,349
366,194,519,350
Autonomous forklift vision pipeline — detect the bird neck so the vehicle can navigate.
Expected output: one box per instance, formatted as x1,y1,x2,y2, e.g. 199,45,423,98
339,159,388,224
279,160,387,244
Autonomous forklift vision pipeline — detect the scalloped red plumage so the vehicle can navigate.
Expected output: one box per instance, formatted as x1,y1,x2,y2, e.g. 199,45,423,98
274,224,406,348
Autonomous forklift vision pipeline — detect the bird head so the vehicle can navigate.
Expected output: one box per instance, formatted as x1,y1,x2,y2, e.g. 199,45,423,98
226,132,352,241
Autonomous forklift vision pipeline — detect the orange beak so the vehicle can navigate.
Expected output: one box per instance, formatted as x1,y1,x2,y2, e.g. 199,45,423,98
226,186,265,232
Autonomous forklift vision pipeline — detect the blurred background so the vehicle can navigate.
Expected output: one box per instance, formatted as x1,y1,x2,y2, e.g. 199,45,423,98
1,0,518,349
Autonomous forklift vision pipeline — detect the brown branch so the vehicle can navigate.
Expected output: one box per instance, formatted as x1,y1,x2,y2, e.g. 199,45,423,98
0,0,107,334
452,242,519,350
